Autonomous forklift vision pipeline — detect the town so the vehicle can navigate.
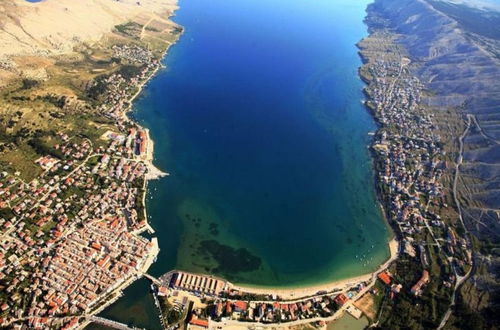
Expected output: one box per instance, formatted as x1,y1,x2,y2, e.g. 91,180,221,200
149,270,374,329
0,42,166,329
358,31,473,327
0,5,478,330
361,37,472,290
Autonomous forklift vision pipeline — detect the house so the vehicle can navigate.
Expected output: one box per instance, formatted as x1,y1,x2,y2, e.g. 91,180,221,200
188,315,209,329
333,293,349,306
234,301,247,313
158,286,169,297
411,270,430,296
378,271,392,285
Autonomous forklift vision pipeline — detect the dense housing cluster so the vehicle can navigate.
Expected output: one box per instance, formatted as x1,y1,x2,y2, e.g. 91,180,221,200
365,52,472,291
32,217,153,314
89,51,160,122
0,43,161,328
151,271,370,328
112,45,154,65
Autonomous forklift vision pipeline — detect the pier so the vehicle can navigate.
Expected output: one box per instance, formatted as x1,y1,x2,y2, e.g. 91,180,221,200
143,273,162,285
89,316,144,330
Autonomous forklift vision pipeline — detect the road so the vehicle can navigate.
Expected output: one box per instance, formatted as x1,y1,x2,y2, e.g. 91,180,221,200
470,114,500,145
437,114,475,330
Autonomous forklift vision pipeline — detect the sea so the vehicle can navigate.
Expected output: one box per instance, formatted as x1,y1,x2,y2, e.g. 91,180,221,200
93,0,391,328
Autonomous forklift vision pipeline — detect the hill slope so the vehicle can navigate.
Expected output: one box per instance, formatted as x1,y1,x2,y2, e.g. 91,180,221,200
366,0,500,327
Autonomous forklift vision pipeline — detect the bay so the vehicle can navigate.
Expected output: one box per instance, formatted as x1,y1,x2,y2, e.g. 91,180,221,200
95,0,391,326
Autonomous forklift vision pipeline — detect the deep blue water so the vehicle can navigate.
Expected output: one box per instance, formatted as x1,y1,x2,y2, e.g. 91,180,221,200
137,0,390,285
98,0,390,327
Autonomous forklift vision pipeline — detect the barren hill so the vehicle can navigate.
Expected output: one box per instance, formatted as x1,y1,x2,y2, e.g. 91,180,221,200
0,0,177,57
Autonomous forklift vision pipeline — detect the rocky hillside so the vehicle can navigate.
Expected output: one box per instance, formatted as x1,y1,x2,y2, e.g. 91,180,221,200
366,0,500,327
0,0,177,87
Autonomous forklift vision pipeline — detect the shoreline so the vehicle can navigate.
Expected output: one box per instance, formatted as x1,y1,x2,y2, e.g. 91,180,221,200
143,33,400,302
133,7,401,302
131,1,404,327
228,238,398,300
79,239,160,329
124,21,184,233
126,4,402,327
78,10,184,327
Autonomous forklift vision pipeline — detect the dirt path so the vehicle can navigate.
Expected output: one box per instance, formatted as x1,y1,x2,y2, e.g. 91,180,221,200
437,114,475,330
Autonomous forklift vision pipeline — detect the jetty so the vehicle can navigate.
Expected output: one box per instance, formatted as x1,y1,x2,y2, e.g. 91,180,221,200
88,316,144,330
143,273,162,286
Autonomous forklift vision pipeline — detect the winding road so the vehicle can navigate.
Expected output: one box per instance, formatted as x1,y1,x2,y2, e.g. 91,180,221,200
437,114,475,330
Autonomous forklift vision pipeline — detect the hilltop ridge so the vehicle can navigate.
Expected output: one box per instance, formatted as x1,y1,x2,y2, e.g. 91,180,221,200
0,0,177,86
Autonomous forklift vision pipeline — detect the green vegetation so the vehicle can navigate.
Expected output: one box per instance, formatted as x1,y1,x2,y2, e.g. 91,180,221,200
0,207,14,220
374,255,452,329
118,64,146,80
135,189,145,222
445,297,486,330
28,137,63,159
114,22,143,38
159,298,186,326
20,79,39,90
36,94,67,109
145,26,160,32
172,26,183,35
86,75,109,101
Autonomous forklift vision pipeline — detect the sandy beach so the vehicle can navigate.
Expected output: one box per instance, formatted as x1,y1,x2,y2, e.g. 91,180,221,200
0,1,403,328
230,238,399,300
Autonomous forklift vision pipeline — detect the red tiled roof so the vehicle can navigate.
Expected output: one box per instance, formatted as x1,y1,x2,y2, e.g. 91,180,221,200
189,317,209,328
334,293,349,306
234,301,247,311
378,271,392,285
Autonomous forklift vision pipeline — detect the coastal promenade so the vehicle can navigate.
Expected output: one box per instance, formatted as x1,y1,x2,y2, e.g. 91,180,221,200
210,282,372,329
155,239,398,329
144,239,399,327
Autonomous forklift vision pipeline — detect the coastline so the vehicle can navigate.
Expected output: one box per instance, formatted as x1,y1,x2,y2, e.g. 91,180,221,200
79,9,184,325
124,18,184,232
121,0,401,325
79,239,160,329
125,0,403,326
228,238,398,300
1,0,488,327
133,0,400,300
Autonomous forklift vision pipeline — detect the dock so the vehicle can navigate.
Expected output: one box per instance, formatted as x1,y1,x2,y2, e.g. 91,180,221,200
88,316,144,330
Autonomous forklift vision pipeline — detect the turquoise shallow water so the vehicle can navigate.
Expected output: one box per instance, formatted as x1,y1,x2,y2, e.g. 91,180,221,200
96,0,390,326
